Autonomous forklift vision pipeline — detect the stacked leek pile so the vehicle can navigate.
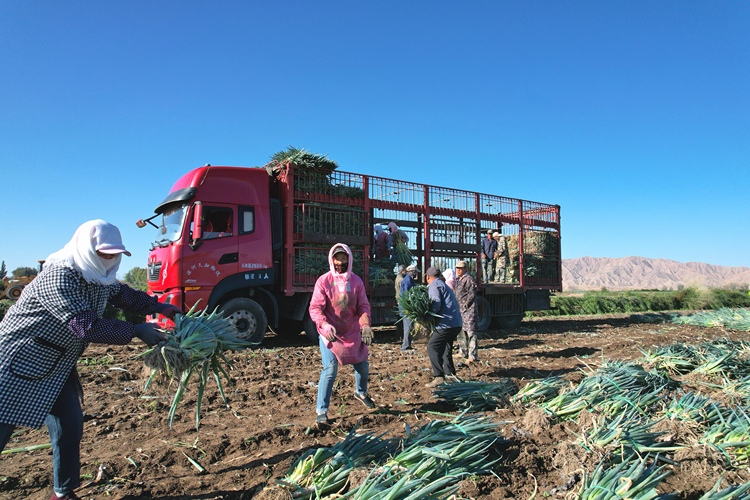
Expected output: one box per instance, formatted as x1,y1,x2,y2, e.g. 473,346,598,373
505,230,560,282
265,146,364,198
293,245,366,283
672,308,750,332
578,455,672,499
272,413,504,499
397,284,441,338
264,146,338,178
139,304,254,430
432,379,518,411
369,257,395,286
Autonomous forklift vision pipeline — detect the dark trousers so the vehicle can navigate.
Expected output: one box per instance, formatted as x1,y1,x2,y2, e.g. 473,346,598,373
427,326,461,377
0,372,83,496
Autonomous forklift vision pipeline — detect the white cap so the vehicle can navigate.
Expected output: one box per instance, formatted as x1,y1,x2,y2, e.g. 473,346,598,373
93,222,131,256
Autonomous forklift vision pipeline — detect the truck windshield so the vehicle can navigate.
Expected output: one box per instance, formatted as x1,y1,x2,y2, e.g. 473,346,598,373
153,204,187,247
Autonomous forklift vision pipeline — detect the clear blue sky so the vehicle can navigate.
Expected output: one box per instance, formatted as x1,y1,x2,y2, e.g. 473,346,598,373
1,1,748,277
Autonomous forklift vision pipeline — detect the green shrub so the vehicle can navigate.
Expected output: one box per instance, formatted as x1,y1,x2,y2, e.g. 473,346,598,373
703,288,750,309
0,300,12,321
536,287,747,317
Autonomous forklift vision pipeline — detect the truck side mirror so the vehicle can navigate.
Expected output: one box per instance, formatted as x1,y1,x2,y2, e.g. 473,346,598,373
191,202,203,249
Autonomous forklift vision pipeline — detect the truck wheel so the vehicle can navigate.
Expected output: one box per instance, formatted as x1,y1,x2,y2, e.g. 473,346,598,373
5,284,24,301
303,312,319,345
499,314,524,331
219,298,267,345
476,296,492,332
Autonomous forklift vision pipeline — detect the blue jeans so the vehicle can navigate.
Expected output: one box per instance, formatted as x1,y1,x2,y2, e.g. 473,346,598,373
317,336,369,415
482,257,495,283
0,372,83,496
401,316,413,350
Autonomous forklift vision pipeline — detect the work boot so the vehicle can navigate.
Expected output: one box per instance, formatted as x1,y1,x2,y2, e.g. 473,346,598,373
425,377,445,388
316,413,329,425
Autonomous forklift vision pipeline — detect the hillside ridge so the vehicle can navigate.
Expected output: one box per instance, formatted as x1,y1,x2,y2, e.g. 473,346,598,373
562,256,750,291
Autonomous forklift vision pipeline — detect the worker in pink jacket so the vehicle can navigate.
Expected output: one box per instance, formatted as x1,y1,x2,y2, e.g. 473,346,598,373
309,243,375,425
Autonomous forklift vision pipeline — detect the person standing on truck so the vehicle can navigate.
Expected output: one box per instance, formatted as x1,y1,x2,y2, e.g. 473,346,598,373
453,260,479,364
494,228,510,284
0,220,181,500
387,222,409,264
309,243,376,425
480,229,497,283
394,265,407,340
443,267,456,290
424,266,463,388
399,264,419,352
373,224,390,260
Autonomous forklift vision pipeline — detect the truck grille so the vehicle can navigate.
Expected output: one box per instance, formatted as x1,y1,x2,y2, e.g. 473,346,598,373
147,262,162,281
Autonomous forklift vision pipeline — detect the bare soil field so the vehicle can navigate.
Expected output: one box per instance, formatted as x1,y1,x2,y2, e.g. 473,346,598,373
2,314,748,499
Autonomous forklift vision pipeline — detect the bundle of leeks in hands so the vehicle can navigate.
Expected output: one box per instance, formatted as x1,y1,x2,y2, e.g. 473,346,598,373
138,303,255,429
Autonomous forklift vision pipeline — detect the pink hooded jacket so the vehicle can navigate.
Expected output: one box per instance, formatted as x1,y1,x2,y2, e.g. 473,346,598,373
309,243,372,365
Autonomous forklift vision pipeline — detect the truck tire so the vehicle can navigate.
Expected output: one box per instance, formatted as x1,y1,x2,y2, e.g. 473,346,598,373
219,298,267,344
303,311,319,345
476,296,491,332
499,313,524,331
5,284,24,301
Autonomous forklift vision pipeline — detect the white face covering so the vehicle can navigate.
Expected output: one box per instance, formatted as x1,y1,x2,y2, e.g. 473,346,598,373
100,254,122,272
45,220,129,285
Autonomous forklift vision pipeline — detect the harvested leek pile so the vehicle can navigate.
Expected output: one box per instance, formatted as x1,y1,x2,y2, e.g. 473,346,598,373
264,146,338,177
138,304,254,430
540,360,670,421
483,343,750,496
369,257,395,286
513,374,569,404
579,454,672,499
293,245,366,281
432,379,518,411
275,427,397,499
505,231,560,282
265,146,365,198
672,308,750,332
397,284,441,338
641,338,750,379
271,413,505,500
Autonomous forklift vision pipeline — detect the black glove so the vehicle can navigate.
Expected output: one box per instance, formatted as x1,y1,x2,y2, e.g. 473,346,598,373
155,302,182,319
361,326,374,346
134,323,166,346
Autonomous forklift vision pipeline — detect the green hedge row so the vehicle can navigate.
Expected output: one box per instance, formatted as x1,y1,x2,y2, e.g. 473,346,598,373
531,287,750,317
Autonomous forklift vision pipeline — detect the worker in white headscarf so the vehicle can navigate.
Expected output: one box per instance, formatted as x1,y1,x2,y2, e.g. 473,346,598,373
0,220,181,500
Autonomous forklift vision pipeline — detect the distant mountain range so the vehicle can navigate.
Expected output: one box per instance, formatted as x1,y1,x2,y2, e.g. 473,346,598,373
562,256,750,291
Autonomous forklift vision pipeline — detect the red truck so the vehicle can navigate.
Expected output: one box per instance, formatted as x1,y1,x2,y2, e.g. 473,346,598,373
138,162,561,344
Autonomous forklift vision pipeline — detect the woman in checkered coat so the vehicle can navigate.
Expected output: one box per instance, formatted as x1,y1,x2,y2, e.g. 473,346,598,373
0,220,181,500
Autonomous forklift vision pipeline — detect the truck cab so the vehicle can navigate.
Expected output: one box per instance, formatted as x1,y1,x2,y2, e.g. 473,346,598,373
143,166,277,343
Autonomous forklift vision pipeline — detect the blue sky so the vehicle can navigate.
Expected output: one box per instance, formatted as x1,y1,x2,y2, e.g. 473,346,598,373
1,1,748,277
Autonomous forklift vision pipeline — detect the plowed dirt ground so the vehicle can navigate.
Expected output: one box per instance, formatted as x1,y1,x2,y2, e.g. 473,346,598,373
2,314,748,499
